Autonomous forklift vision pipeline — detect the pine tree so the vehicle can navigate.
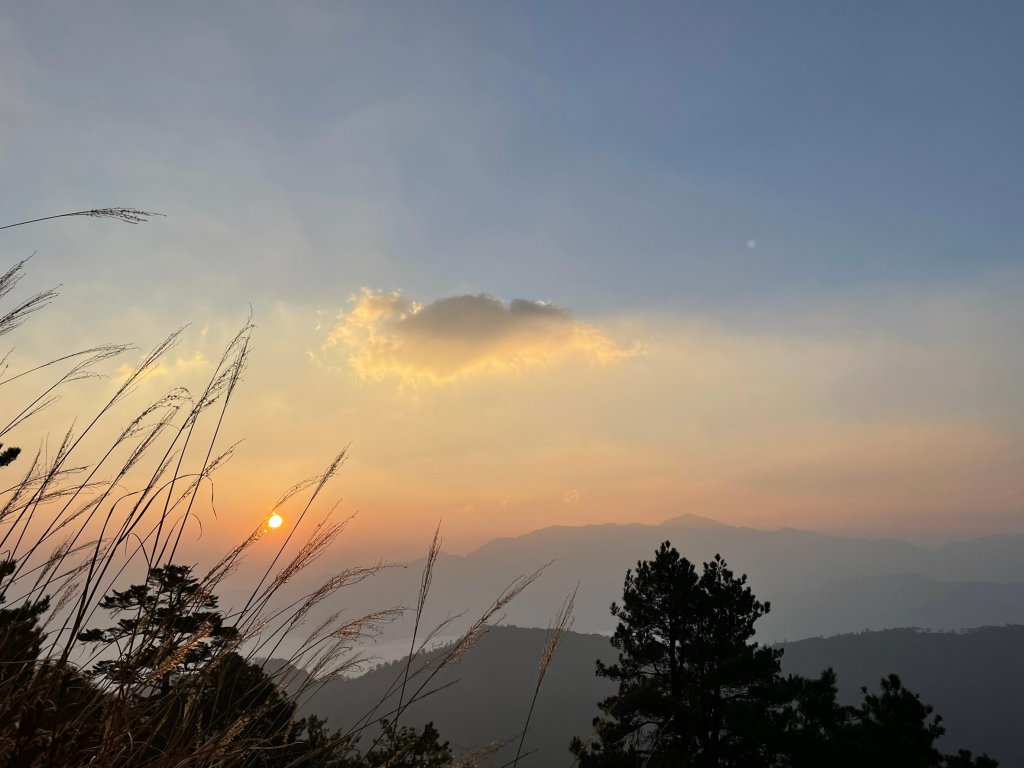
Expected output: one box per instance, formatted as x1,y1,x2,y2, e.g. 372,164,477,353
77,563,238,695
363,720,453,768
848,675,999,768
573,542,1002,767
572,542,783,767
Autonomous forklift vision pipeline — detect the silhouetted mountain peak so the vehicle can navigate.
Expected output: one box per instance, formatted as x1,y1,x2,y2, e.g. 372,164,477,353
660,513,735,529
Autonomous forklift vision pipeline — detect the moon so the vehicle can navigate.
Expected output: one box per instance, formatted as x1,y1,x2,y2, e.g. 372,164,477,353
267,513,284,529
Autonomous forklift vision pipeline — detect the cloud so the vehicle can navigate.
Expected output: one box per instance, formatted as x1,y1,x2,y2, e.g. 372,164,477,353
114,350,210,385
322,289,640,385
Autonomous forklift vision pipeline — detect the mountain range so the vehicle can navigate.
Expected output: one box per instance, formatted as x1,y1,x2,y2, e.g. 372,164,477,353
311,514,1024,646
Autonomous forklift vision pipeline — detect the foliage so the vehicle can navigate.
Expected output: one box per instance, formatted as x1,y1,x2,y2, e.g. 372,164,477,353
1,557,458,768
573,541,1000,768
77,564,239,695
363,719,453,768
848,673,944,767
572,542,784,766
773,668,852,767
840,674,998,768
0,443,19,467
0,558,48,675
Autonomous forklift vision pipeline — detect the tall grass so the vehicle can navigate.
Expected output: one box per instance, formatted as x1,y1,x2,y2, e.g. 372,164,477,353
0,215,568,768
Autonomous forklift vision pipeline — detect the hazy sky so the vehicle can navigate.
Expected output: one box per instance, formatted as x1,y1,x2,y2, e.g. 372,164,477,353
3,2,1023,555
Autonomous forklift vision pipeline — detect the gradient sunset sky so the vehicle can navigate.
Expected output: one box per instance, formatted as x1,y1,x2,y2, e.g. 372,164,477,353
3,3,1023,556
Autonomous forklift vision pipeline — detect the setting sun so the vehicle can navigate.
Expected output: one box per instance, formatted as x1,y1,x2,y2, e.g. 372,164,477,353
267,513,283,530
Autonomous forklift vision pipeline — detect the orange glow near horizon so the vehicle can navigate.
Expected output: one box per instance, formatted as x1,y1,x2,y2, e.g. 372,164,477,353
13,281,1024,560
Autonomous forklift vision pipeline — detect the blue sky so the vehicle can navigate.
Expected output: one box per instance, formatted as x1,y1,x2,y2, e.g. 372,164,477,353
4,2,1022,313
2,3,1023,550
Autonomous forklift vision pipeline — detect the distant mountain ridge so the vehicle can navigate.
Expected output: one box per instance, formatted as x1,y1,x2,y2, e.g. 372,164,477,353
321,514,1024,645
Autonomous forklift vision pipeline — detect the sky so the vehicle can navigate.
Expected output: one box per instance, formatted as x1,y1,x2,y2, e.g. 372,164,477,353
2,2,1023,557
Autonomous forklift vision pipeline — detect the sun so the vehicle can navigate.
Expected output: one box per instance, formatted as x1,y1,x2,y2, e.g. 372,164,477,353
267,513,284,529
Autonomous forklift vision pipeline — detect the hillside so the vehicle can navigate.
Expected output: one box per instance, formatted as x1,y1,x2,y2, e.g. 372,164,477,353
301,624,1024,767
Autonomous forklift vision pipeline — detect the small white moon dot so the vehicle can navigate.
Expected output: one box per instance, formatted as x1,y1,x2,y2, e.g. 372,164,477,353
747,240,757,249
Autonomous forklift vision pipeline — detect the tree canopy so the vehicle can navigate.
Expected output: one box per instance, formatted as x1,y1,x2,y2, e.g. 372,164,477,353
2,558,465,768
571,543,782,766
573,541,999,768
77,563,239,696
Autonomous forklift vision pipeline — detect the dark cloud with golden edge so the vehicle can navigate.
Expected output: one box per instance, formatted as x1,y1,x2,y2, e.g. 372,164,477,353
322,289,640,385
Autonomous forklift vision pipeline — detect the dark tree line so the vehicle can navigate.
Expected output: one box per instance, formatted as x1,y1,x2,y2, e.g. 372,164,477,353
0,558,452,768
572,542,998,768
